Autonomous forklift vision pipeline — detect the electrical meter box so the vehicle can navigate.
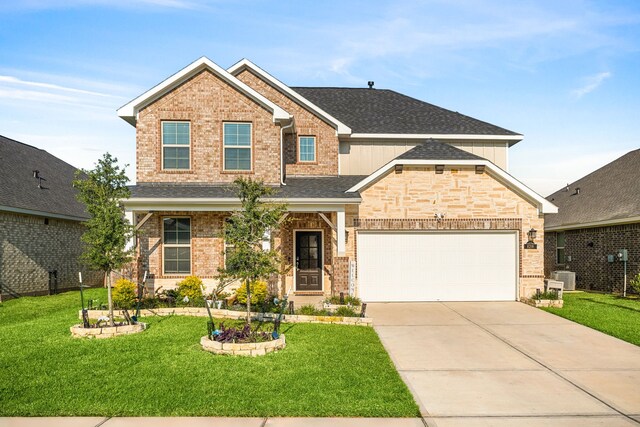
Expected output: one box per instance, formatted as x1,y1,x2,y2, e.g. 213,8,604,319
607,254,615,263
617,249,628,262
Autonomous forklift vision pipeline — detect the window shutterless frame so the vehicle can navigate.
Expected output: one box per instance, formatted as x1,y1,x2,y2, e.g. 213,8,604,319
161,121,191,170
556,232,566,264
297,135,317,163
162,216,192,275
222,122,252,172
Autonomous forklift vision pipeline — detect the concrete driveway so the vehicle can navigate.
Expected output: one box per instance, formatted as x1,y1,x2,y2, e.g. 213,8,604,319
369,302,640,426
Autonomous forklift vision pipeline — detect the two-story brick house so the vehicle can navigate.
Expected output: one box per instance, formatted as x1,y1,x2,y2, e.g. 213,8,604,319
118,57,556,302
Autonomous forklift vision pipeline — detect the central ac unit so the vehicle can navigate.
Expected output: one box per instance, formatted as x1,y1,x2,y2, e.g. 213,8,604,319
552,271,576,291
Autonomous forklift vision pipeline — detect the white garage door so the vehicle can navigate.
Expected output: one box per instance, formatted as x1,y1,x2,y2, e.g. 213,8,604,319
357,231,517,302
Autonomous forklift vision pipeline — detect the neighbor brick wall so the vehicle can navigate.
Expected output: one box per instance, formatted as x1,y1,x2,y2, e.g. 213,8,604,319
235,69,339,176
545,224,640,293
136,70,282,185
346,166,545,297
0,211,102,300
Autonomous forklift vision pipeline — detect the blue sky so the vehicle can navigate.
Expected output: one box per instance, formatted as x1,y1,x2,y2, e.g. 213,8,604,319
1,0,639,196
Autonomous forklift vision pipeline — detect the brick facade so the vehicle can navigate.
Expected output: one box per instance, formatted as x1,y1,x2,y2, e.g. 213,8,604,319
235,69,339,177
0,211,102,300
136,70,282,185
545,224,640,293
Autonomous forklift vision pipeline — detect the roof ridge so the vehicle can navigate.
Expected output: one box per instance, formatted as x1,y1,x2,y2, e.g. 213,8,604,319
0,134,47,152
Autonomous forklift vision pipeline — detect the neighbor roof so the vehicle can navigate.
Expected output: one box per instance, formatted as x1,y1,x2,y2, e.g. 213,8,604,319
397,139,484,161
127,175,366,201
545,149,640,230
0,135,88,220
292,87,521,139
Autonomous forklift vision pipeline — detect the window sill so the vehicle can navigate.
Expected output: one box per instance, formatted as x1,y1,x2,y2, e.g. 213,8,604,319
160,170,194,174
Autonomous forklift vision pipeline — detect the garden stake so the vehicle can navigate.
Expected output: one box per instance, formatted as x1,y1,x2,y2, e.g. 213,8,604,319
288,300,294,315
202,287,216,339
133,270,147,321
360,303,367,318
78,272,90,328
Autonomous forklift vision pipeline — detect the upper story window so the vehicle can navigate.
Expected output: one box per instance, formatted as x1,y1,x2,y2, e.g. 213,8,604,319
223,122,252,171
163,217,191,275
298,136,316,163
556,232,566,264
162,121,190,170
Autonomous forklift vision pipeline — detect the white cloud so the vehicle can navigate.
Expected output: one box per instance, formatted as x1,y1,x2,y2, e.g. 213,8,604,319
0,75,113,97
571,71,612,98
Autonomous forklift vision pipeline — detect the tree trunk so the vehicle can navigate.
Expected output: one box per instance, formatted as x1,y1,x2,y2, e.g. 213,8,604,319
245,279,251,325
107,270,115,327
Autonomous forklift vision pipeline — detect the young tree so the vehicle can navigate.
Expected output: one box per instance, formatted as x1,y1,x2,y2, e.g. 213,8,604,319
74,153,133,326
218,178,287,324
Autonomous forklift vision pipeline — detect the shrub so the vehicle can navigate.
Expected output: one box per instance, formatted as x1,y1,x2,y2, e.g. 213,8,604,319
630,273,640,294
295,305,328,316
212,322,271,343
235,281,268,305
334,306,359,317
535,290,560,300
112,278,137,309
177,276,205,304
325,294,362,306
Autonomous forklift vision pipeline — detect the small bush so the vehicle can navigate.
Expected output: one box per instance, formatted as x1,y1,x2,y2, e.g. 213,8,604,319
325,294,361,306
536,290,561,300
295,305,328,316
177,276,205,304
235,281,268,305
334,306,359,317
212,322,271,343
112,278,137,309
630,273,640,294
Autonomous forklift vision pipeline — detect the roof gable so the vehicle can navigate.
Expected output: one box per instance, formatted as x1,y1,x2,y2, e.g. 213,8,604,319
227,59,351,135
545,149,640,229
0,135,88,220
117,57,291,126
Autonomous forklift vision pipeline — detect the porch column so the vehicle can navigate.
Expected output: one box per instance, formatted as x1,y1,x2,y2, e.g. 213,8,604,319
337,208,346,256
124,209,136,251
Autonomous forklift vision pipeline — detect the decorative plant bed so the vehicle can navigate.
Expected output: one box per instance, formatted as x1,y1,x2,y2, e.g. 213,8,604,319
70,322,146,339
526,299,564,308
82,308,374,326
200,334,286,356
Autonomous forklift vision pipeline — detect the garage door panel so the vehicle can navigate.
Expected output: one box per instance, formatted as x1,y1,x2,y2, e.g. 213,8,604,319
357,231,517,302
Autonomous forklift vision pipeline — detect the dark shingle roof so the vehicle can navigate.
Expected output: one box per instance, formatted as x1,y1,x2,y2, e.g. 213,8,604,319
0,135,88,220
129,175,367,200
291,87,520,137
545,149,640,228
397,139,484,161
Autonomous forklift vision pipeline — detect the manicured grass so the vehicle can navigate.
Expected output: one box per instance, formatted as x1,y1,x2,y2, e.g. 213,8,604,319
0,289,418,417
541,291,640,346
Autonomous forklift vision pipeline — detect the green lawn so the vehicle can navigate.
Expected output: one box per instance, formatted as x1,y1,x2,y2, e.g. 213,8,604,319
541,291,640,346
0,289,418,417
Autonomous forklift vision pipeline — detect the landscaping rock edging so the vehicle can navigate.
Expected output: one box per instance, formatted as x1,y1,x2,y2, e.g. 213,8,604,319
200,334,286,356
70,322,147,339
523,299,564,308
80,307,373,326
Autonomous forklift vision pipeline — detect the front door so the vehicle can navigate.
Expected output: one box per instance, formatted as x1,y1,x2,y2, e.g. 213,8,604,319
295,231,322,291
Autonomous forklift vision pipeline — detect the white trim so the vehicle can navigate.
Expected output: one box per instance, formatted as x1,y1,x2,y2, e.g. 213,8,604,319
349,133,523,142
346,159,558,214
222,122,253,172
117,57,290,126
336,210,346,256
121,199,361,213
0,205,88,222
293,229,325,292
161,120,191,171
161,216,192,276
227,59,352,136
545,216,640,232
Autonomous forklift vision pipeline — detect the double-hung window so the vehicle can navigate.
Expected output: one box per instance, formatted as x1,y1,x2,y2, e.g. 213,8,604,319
162,121,190,170
163,217,191,274
556,232,566,264
223,122,252,171
298,136,316,162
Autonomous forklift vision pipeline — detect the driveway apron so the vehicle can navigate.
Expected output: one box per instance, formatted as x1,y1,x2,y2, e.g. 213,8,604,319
369,301,640,426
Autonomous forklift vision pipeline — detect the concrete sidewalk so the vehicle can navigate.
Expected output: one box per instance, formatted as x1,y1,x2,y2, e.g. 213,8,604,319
369,301,640,427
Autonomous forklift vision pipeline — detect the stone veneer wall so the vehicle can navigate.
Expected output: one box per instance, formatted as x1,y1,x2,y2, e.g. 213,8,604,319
235,69,339,176
135,69,282,185
0,211,102,300
346,165,545,298
545,224,640,293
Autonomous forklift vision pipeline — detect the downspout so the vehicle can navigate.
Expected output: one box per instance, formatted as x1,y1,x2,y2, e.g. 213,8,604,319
280,118,295,185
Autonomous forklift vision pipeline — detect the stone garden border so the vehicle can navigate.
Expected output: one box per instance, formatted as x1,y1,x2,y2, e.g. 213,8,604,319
522,298,564,308
200,334,286,356
70,322,146,339
81,307,373,326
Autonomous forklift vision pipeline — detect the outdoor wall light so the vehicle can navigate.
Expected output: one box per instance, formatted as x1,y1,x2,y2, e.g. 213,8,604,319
435,165,445,174
524,228,538,249
395,164,403,174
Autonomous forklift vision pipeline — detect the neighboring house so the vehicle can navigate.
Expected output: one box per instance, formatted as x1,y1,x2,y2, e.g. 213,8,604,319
118,57,556,303
545,149,640,293
0,135,101,301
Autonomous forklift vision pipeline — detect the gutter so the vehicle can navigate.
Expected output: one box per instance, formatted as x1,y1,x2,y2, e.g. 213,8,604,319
280,118,295,185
